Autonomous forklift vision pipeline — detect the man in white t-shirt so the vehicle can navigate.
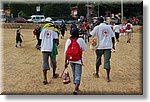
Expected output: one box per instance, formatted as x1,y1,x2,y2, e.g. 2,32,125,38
90,17,115,82
40,27,59,85
125,21,133,43
113,23,122,42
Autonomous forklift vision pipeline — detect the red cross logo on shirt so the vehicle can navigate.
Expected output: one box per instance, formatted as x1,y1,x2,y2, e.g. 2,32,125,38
45,30,51,38
102,29,109,37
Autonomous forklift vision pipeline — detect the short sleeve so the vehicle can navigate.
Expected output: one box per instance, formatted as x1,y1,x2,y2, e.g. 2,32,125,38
39,29,44,39
90,26,99,36
64,39,71,53
78,38,87,52
53,31,58,39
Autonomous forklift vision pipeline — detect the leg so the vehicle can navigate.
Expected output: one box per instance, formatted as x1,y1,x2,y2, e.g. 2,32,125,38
16,40,18,47
106,69,110,82
19,39,22,47
128,32,131,43
61,30,65,38
50,55,59,78
127,32,130,43
37,39,41,47
19,42,21,47
94,49,103,78
71,63,82,95
70,63,75,84
42,52,50,84
16,43,18,47
43,70,48,85
104,49,111,82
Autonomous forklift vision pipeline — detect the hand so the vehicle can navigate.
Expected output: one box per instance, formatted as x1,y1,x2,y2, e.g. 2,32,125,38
64,61,69,68
112,45,115,50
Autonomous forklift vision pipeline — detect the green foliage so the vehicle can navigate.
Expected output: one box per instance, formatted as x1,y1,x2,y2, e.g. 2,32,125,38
3,2,142,19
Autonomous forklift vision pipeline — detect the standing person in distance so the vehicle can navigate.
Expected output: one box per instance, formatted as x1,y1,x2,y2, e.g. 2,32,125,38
15,26,23,48
64,27,87,95
33,24,42,50
126,20,133,43
113,23,122,42
90,17,115,82
60,21,67,39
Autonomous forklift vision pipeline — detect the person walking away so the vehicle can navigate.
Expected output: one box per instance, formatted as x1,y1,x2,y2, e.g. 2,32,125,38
15,26,23,48
70,22,77,34
33,24,42,50
40,26,59,85
64,27,87,95
113,23,121,42
82,20,90,42
121,23,127,36
60,21,67,39
90,17,115,82
126,21,133,43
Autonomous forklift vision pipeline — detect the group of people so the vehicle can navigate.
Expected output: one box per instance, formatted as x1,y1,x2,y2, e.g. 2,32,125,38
15,16,133,95
39,17,115,95
113,21,133,43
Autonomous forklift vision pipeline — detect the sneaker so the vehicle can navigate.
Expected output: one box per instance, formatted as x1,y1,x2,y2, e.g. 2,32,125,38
73,90,78,95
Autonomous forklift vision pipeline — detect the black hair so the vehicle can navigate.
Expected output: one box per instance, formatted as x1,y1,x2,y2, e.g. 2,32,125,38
70,27,79,39
127,20,130,23
97,17,104,23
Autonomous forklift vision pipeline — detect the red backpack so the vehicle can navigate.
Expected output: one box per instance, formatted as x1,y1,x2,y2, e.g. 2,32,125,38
66,38,82,61
126,24,131,30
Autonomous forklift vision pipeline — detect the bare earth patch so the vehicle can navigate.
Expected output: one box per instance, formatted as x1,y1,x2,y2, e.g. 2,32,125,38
2,26,142,95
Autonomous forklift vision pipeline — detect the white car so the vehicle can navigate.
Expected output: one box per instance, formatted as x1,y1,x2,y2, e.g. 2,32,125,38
44,17,52,22
28,15,45,23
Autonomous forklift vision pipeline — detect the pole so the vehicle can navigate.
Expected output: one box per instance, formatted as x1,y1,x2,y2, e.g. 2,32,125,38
121,0,123,22
98,1,99,17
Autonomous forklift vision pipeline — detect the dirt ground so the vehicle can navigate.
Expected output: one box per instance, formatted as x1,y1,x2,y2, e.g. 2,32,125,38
1,25,142,95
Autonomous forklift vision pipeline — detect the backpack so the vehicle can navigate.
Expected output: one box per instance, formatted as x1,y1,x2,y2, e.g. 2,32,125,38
66,38,82,61
126,24,131,30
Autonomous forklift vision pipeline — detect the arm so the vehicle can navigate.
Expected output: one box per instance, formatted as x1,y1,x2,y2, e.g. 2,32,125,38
20,34,23,37
89,26,98,38
131,24,133,33
112,37,115,49
64,39,70,68
53,39,59,46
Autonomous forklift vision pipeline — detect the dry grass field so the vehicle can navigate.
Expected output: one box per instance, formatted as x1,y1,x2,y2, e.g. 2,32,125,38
1,24,142,95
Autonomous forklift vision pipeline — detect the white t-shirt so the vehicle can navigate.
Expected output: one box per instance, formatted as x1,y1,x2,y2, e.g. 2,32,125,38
40,28,58,52
125,23,133,32
64,38,87,64
113,24,121,33
90,23,115,49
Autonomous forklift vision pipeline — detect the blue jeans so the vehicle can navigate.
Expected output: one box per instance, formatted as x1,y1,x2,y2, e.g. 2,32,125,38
70,63,82,85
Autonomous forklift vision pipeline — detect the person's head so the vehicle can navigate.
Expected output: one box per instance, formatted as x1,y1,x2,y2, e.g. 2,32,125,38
70,27,79,39
97,16,104,23
127,20,130,23
39,24,42,28
115,22,119,25
17,26,21,30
